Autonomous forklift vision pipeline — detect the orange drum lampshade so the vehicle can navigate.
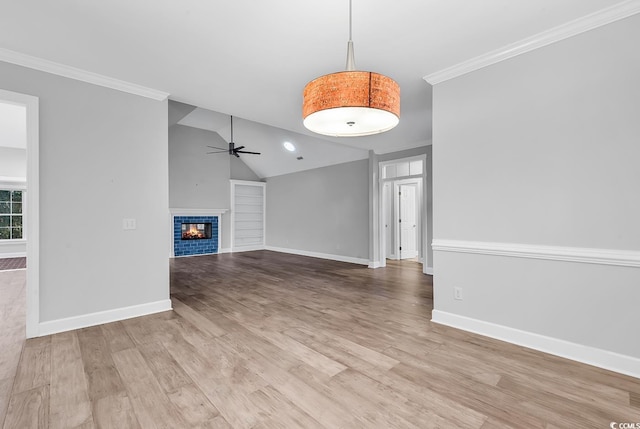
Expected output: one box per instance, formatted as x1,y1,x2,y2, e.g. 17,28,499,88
302,70,400,137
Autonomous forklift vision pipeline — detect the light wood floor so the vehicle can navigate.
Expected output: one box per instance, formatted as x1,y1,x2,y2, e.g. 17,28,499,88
2,251,639,428
0,270,26,428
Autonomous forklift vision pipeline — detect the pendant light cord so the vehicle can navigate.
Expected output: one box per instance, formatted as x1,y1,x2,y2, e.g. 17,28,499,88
345,0,356,70
348,0,352,41
230,115,233,142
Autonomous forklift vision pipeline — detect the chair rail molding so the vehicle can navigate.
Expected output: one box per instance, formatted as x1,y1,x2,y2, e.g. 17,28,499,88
431,239,640,268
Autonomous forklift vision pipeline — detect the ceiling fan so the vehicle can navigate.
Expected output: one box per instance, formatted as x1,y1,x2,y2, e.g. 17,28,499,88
207,115,261,158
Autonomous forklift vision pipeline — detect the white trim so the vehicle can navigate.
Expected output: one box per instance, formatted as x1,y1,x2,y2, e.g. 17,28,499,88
0,48,170,101
431,310,640,379
38,299,172,337
368,261,383,269
431,239,640,268
218,247,232,254
231,245,266,253
0,240,26,247
0,177,27,187
0,89,39,339
424,0,640,85
266,245,369,266
0,252,26,259
424,267,434,275
169,208,228,216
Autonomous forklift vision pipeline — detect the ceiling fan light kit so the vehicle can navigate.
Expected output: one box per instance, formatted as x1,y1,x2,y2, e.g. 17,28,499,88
302,0,400,137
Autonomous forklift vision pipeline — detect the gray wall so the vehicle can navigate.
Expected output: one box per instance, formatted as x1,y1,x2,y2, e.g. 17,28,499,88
230,156,261,182
432,15,640,358
169,124,231,250
266,159,369,260
0,147,26,177
0,60,169,322
169,124,260,250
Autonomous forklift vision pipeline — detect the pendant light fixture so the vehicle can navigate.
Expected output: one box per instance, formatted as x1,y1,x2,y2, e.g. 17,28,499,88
302,0,400,137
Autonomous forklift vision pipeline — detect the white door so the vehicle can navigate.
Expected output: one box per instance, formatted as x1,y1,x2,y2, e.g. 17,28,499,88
399,184,417,259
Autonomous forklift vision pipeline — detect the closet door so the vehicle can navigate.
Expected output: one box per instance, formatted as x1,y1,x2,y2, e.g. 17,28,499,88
230,180,265,251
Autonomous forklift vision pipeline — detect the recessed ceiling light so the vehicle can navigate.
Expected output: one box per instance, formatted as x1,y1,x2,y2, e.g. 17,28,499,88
283,141,296,152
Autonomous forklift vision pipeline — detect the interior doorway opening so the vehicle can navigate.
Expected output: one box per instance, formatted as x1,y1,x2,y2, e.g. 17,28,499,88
0,89,39,339
383,179,421,261
378,155,427,272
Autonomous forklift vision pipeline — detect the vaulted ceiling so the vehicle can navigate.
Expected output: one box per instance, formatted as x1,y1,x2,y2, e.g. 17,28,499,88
0,0,626,161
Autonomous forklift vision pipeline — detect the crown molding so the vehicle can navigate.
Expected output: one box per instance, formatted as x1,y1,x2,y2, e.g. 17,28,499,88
424,0,640,85
0,48,170,101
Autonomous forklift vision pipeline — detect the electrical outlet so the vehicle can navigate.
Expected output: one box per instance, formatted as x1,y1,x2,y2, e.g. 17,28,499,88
454,287,463,300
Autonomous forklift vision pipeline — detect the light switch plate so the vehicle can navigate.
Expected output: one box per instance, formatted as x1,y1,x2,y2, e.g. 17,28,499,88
122,218,137,230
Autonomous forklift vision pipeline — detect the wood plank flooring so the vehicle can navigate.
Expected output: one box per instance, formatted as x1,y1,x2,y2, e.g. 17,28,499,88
0,270,25,428
3,250,640,428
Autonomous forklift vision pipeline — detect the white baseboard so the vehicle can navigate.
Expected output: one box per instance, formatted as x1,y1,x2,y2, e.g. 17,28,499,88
231,245,266,253
0,252,26,259
218,247,232,254
368,261,383,269
38,299,172,337
431,310,640,379
265,246,369,266
424,266,434,275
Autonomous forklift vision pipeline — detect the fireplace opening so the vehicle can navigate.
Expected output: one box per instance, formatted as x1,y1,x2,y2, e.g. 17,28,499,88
181,222,212,240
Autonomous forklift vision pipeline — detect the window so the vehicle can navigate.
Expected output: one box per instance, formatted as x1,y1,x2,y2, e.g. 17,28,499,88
382,158,424,179
0,190,23,240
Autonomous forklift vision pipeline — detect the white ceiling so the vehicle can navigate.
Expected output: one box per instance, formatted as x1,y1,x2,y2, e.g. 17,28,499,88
177,106,368,178
0,102,26,149
0,0,625,158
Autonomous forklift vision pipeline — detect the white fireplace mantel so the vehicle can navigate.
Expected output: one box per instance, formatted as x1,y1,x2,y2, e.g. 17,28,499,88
169,208,228,216
169,208,229,257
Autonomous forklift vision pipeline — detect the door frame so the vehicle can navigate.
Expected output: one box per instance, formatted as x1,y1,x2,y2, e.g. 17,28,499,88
0,88,40,338
378,154,427,270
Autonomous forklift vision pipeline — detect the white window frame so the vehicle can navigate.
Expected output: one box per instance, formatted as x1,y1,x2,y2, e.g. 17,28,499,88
0,187,26,241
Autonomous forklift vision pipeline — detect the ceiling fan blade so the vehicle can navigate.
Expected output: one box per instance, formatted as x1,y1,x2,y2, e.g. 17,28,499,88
234,152,240,158
234,145,245,151
207,145,227,150
236,150,261,155
207,150,228,154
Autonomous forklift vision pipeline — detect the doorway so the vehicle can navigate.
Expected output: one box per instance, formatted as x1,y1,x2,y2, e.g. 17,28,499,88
0,89,40,338
379,155,426,270
383,179,421,261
